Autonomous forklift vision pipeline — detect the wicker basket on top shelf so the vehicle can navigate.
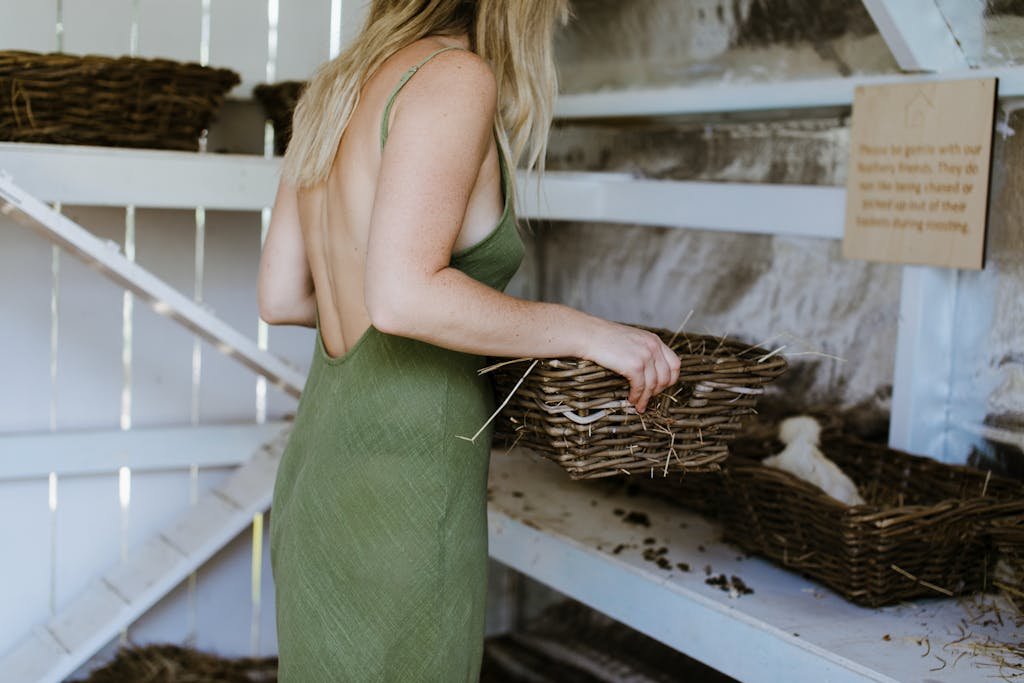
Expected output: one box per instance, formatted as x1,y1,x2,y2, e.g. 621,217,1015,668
715,435,1024,607
253,80,306,155
0,51,239,151
489,325,788,480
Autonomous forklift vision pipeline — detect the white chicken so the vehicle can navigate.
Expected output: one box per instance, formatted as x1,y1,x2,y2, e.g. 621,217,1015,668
761,415,866,506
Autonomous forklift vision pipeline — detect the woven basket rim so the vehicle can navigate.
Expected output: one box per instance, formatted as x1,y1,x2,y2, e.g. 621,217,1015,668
0,49,240,78
723,435,1024,513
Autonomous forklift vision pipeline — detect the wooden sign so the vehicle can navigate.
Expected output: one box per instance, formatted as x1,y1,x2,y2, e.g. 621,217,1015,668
842,78,997,270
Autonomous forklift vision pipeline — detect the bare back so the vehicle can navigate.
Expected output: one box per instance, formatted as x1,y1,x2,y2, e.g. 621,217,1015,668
297,37,505,359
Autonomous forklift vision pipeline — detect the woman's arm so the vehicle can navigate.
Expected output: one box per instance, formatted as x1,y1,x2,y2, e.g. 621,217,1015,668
363,51,679,413
257,176,317,326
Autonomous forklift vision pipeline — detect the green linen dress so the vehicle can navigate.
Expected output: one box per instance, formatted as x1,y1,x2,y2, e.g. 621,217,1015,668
269,46,525,682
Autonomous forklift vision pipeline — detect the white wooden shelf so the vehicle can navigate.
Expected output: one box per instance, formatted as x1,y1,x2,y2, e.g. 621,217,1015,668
487,448,1022,683
0,142,280,211
0,143,844,239
555,66,1024,120
0,421,291,480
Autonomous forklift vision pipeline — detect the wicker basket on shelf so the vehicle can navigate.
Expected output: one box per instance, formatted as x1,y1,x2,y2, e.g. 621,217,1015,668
0,51,239,151
989,516,1024,612
253,80,306,155
490,325,788,480
715,436,1024,607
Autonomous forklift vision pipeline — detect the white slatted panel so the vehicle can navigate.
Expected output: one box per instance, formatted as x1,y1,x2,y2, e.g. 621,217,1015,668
0,215,53,432
104,467,234,649
54,475,120,612
192,525,262,653
137,0,203,63
210,0,268,95
62,0,134,56
0,479,51,654
0,2,58,52
266,324,312,417
133,209,201,426
277,0,331,81
199,211,263,421
342,0,369,48
54,207,124,430
122,470,192,553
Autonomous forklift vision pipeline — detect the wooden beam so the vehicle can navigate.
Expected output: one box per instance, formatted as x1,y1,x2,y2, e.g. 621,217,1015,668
860,0,969,72
555,67,1024,119
0,422,290,480
1,426,289,683
0,174,306,399
518,172,845,239
0,142,279,210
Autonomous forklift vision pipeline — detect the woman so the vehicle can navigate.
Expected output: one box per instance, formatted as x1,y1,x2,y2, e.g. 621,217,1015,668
259,1,680,680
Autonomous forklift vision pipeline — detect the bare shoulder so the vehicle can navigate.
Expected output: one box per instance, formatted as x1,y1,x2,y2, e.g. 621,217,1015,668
392,42,497,115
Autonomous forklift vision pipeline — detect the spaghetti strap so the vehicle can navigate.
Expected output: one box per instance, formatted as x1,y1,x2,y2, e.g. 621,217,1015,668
380,45,467,150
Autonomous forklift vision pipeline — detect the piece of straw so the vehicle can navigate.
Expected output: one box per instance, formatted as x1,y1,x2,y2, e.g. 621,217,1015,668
457,359,539,444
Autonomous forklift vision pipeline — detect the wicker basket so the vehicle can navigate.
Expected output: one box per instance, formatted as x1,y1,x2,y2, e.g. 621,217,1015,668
491,325,788,480
990,516,1024,612
715,436,1024,607
0,51,239,151
253,80,306,155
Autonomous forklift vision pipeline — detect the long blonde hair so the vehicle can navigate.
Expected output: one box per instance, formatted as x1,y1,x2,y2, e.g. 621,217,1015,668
281,0,571,210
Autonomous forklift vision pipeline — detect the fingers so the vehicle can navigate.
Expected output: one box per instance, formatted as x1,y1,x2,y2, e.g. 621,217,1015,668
660,341,681,386
637,355,657,413
651,338,673,396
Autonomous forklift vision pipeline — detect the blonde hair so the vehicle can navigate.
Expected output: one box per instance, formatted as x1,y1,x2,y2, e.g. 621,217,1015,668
281,0,571,212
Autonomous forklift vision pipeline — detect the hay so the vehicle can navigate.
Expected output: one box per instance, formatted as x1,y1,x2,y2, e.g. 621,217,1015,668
78,643,276,682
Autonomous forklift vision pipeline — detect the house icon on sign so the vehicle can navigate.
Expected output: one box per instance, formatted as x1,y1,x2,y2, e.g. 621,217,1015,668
904,89,934,128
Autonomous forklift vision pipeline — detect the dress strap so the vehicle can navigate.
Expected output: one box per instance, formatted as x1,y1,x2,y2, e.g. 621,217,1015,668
379,45,467,150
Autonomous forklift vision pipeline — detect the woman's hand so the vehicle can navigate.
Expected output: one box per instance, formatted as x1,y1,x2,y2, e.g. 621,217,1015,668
580,320,681,413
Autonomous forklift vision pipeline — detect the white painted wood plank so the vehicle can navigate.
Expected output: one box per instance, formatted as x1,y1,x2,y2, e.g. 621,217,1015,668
214,441,280,509
102,536,186,604
860,0,969,72
61,0,134,56
0,479,52,657
192,522,261,654
47,581,127,653
0,2,58,53
0,422,290,480
0,433,284,683
209,0,268,96
199,209,271,420
0,143,279,210
0,175,306,399
265,324,314,418
3,626,68,683
0,212,53,433
54,474,121,613
0,143,844,238
277,0,331,82
888,265,959,460
555,66,1024,119
136,0,202,63
340,0,370,52
132,208,202,427
487,449,1019,683
53,206,125,431
518,172,845,239
160,492,243,557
